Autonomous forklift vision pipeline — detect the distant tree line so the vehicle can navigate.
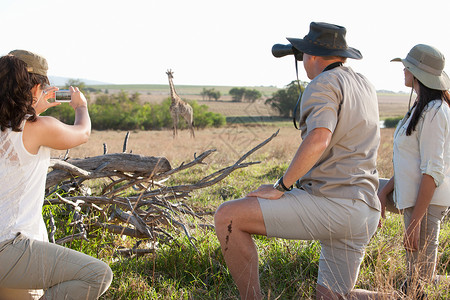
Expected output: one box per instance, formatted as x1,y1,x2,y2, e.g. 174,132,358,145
43,88,226,131
200,88,221,101
199,87,264,102
229,87,262,102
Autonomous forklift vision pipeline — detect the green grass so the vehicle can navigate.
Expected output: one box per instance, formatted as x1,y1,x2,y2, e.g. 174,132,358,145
100,160,450,299
44,136,450,299
102,214,450,299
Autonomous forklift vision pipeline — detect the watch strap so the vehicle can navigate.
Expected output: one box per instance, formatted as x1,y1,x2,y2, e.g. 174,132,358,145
279,176,292,191
274,176,292,192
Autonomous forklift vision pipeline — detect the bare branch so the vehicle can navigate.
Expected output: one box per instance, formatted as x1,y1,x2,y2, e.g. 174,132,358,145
48,212,56,243
56,232,88,245
123,131,130,153
44,130,279,253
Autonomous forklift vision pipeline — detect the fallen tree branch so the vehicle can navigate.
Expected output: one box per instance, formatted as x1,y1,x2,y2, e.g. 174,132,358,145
44,130,279,255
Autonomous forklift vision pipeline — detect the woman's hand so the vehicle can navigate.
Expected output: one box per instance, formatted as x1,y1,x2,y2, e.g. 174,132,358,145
404,220,420,252
403,174,436,252
69,86,88,110
377,192,388,228
34,86,61,115
247,184,284,200
378,191,388,219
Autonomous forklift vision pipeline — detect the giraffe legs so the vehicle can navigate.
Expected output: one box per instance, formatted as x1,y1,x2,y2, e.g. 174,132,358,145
183,114,195,138
189,123,195,138
171,110,195,138
172,115,178,138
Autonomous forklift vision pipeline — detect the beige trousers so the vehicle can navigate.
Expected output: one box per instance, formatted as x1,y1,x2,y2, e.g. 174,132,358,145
0,287,43,300
0,233,113,300
379,178,449,281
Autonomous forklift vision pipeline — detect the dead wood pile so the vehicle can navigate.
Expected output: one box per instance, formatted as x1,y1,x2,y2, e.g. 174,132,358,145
44,130,278,256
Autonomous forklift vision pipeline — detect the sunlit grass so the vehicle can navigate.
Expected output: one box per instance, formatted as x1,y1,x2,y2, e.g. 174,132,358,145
44,125,450,299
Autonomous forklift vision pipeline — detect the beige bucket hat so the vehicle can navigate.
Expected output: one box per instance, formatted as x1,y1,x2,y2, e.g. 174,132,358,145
391,44,450,90
8,49,48,77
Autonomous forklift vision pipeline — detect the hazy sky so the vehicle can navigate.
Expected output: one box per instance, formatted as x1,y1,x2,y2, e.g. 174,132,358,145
1,0,449,92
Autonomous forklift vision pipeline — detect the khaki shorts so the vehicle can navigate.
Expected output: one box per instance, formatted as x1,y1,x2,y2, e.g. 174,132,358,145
258,188,380,295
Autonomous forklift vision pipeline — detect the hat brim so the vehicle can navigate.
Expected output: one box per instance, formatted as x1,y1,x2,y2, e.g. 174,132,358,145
287,37,363,61
391,57,450,90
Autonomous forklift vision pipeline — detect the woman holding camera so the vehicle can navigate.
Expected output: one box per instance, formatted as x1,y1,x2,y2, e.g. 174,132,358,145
378,44,450,295
0,50,112,299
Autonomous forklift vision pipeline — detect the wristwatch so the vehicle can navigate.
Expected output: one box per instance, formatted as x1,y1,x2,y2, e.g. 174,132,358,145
273,176,293,192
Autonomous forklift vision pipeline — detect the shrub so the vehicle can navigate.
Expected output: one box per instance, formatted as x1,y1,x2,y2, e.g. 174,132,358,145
265,80,307,117
383,117,403,128
43,93,226,131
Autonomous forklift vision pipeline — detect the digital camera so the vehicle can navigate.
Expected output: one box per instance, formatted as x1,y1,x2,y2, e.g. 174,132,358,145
54,90,71,102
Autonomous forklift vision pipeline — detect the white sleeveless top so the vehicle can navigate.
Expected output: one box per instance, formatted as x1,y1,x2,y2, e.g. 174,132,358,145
0,121,50,242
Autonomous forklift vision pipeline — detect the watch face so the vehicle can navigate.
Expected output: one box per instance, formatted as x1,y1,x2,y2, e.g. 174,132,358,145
273,179,285,192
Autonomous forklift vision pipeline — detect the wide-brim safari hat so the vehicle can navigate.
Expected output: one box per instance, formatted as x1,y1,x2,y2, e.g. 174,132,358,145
391,44,450,90
8,49,48,77
286,22,362,61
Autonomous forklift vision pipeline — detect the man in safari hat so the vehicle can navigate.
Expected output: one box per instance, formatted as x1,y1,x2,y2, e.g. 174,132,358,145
215,22,387,299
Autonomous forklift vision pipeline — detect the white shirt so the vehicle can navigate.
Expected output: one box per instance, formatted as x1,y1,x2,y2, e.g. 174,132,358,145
0,121,50,242
393,100,450,209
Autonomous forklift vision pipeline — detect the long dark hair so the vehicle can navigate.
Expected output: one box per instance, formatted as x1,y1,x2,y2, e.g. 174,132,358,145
0,55,49,132
406,80,450,136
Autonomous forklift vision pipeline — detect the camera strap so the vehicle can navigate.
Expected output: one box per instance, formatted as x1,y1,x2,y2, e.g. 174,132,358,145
292,58,302,130
292,61,343,130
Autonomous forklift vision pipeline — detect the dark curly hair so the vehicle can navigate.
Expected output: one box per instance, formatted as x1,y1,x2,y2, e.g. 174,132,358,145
0,55,49,132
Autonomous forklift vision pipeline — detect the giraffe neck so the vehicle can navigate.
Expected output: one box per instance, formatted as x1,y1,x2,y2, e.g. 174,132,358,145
168,77,178,103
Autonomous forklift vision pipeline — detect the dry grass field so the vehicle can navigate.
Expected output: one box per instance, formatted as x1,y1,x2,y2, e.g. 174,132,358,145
52,125,299,165
56,90,405,174
377,93,411,118
52,126,396,179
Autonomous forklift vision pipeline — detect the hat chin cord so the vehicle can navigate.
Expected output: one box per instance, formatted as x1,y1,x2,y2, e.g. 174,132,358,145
408,80,414,111
406,79,419,118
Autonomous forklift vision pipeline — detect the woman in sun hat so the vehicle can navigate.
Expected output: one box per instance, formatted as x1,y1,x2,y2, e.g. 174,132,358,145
0,50,112,299
378,44,450,295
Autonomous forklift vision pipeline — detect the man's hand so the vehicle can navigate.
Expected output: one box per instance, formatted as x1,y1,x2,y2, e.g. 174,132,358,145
247,184,285,200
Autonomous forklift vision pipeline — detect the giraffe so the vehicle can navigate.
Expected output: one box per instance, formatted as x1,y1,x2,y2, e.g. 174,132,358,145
166,69,195,138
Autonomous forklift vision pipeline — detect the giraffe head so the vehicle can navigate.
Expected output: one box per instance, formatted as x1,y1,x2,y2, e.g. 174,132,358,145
166,69,174,79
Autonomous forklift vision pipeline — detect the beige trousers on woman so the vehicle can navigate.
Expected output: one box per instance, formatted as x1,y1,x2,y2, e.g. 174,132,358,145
379,178,449,281
0,233,113,300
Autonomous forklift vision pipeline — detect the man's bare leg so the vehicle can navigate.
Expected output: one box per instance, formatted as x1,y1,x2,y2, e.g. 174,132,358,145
214,197,267,300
